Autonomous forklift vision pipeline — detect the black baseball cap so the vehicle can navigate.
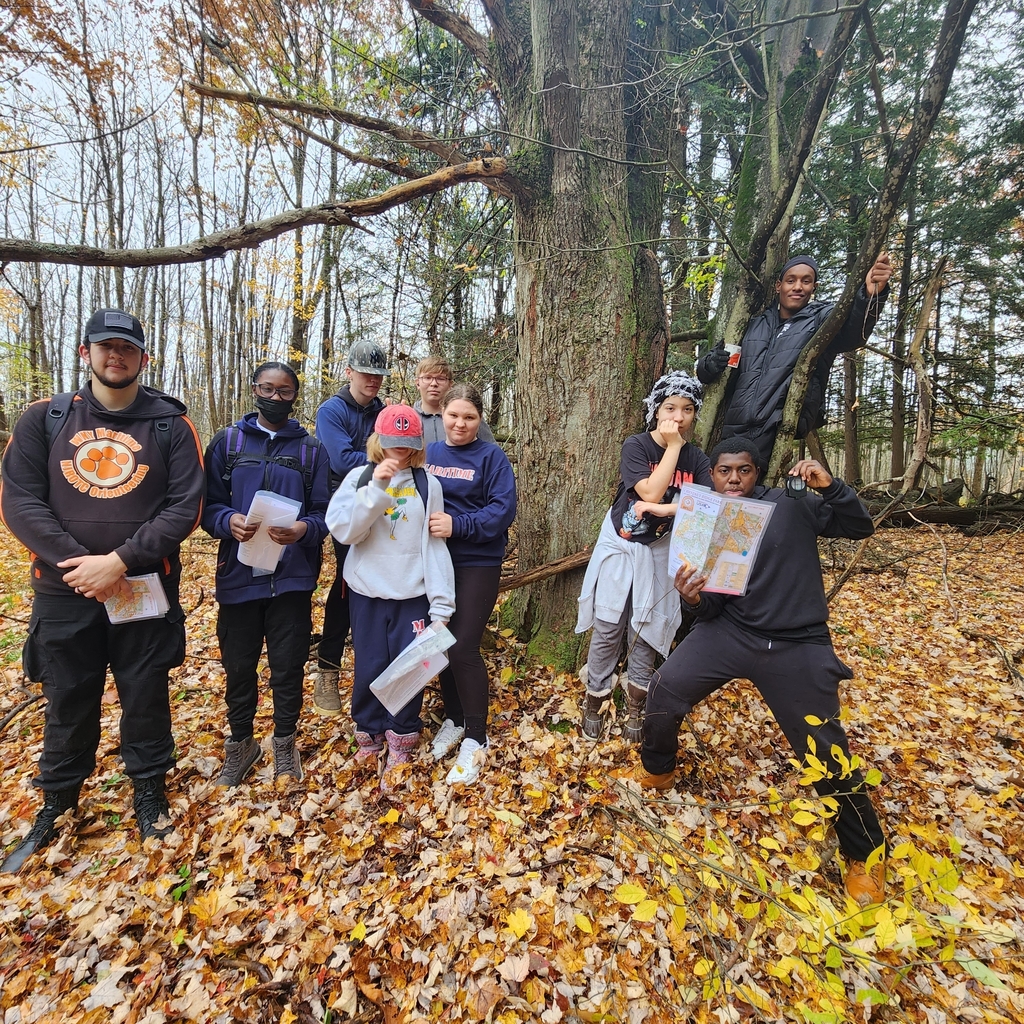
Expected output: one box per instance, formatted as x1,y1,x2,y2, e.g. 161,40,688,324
84,308,146,352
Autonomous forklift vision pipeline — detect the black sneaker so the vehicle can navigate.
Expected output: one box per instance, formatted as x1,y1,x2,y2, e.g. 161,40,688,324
217,735,262,787
133,775,173,840
0,787,80,873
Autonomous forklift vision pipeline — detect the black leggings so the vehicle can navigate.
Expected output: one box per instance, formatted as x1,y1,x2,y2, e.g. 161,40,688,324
439,565,501,743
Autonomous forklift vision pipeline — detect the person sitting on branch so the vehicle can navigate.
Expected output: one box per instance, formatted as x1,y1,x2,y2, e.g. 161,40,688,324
696,254,893,470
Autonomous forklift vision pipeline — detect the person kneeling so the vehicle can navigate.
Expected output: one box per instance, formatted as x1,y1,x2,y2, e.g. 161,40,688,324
638,437,887,907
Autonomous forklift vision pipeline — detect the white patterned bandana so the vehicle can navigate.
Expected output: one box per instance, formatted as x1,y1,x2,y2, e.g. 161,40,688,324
642,371,704,428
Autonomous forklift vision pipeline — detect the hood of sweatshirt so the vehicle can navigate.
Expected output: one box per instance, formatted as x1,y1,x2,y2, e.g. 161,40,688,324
77,381,189,421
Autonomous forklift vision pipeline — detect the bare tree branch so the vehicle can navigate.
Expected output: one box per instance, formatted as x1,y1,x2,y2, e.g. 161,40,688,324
188,82,468,165
406,0,497,83
0,158,510,267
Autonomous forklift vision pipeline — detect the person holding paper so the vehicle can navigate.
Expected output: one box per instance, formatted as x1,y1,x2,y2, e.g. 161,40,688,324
696,254,892,470
425,384,517,787
326,405,455,791
0,308,204,872
203,362,330,787
314,341,390,717
635,436,888,908
575,371,712,742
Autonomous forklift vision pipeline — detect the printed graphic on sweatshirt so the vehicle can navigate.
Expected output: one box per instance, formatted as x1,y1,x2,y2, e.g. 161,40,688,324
60,428,150,498
426,463,476,481
383,483,417,540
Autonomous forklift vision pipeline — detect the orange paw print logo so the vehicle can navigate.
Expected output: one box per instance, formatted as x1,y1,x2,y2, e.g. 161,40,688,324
74,440,136,487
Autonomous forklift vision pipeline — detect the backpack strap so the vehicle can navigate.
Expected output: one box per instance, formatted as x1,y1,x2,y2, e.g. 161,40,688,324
153,419,173,468
43,393,76,452
220,425,245,488
297,435,322,503
356,463,430,506
412,466,429,507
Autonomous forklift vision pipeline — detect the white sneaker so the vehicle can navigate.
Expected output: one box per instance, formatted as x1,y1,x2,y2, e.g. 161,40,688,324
445,738,488,786
431,719,466,760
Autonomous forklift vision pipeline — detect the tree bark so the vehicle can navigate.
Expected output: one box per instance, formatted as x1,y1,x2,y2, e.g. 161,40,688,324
492,0,670,663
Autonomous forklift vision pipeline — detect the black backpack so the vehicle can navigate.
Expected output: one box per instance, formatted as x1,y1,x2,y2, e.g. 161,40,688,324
356,463,429,506
44,392,173,467
216,424,321,506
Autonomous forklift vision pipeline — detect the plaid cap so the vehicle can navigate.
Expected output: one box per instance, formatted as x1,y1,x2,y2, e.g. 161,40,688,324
84,308,146,351
375,404,424,450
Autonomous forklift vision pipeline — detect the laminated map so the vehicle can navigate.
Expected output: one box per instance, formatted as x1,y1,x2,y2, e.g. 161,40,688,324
667,484,774,596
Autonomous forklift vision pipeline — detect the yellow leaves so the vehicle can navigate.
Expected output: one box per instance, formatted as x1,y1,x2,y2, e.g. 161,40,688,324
791,811,818,827
378,808,400,825
613,882,648,905
666,885,686,906
190,882,240,927
574,913,593,934
631,900,659,923
499,666,514,684
349,921,366,942
492,808,526,827
872,908,898,951
661,853,678,872
505,908,534,939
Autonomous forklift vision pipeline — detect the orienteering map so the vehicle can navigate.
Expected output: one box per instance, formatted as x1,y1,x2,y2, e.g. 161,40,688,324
668,484,774,595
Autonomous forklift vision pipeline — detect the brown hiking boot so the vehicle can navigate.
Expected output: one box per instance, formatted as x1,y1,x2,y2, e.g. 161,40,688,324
614,761,676,792
313,668,342,716
622,676,647,744
845,859,885,906
634,765,676,792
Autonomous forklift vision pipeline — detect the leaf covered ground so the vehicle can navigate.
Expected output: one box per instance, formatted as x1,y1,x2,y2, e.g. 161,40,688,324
1,526,1023,1024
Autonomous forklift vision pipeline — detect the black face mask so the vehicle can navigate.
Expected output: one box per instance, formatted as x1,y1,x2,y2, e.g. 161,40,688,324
255,395,295,424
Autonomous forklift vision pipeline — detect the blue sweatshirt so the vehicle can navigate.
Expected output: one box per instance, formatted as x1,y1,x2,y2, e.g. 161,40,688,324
203,413,330,603
425,438,517,567
315,386,384,486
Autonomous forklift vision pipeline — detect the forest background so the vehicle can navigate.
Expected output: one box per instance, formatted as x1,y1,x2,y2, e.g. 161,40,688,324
1,0,1023,655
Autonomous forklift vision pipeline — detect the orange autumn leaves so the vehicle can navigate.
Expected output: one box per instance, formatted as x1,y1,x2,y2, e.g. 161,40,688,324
0,526,1023,1023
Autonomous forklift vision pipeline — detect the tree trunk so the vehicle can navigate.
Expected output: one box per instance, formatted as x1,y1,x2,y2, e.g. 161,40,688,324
493,0,669,664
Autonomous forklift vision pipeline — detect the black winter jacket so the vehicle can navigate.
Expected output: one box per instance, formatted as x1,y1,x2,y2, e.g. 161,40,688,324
696,285,886,466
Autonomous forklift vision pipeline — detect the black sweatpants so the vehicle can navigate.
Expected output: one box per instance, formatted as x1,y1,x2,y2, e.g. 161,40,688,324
643,615,885,862
217,590,312,740
438,565,501,744
318,540,349,670
23,591,185,791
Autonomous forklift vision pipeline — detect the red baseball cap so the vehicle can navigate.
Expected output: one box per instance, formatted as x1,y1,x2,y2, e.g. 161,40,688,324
374,404,424,450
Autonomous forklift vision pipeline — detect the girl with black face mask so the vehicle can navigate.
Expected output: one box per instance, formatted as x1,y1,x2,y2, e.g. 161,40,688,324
201,362,331,790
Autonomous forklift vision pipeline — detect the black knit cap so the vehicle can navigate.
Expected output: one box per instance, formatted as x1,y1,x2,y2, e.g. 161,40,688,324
778,255,819,281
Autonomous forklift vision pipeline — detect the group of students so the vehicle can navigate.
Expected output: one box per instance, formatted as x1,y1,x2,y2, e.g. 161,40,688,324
2,266,889,907
203,349,516,793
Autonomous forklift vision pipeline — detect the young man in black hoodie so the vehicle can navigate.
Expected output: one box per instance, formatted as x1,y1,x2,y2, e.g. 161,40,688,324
636,436,887,907
0,309,205,872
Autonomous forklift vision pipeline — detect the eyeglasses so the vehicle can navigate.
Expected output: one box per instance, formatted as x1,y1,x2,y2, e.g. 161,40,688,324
254,383,297,400
417,375,452,385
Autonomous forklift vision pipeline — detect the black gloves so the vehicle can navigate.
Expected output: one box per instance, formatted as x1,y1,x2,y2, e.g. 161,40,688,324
696,346,730,384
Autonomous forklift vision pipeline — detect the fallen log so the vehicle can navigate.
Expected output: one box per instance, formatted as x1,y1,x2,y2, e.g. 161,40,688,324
499,547,591,593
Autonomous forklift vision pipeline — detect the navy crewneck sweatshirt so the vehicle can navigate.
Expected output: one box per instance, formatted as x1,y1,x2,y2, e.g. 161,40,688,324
425,438,517,567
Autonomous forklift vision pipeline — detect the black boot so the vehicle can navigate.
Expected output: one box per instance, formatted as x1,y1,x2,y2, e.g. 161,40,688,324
582,693,608,741
1,786,80,873
133,774,173,840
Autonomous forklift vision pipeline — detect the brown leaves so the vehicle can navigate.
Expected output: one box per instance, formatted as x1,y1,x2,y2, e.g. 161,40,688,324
1,529,1024,1022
